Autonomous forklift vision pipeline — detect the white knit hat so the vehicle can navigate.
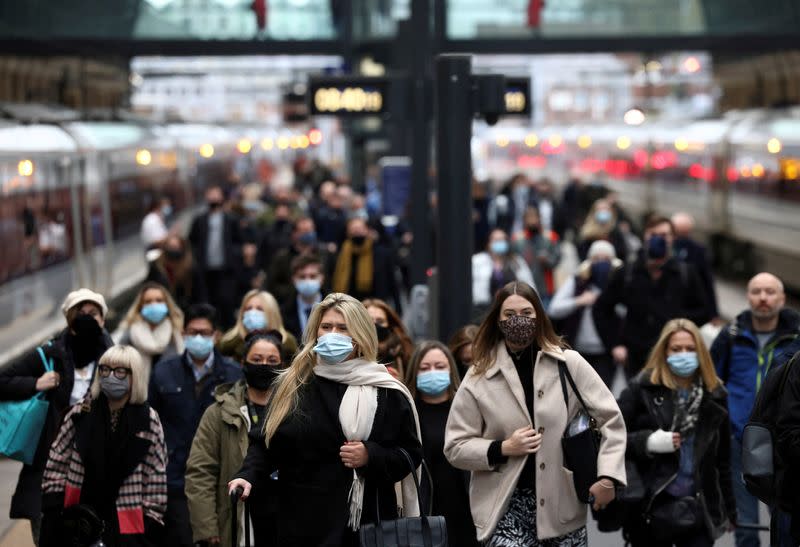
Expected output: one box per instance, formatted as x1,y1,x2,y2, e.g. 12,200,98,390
587,240,617,260
61,288,108,318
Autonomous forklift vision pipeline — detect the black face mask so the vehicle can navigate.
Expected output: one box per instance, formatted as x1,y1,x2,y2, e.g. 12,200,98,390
375,324,391,342
243,362,281,391
72,314,103,340
208,200,223,210
351,235,367,246
165,249,185,261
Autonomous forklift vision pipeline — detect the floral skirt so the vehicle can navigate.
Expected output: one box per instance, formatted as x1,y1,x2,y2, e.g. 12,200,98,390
488,488,587,547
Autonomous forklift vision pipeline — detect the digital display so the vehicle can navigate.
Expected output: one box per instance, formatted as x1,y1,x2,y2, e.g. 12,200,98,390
309,77,390,116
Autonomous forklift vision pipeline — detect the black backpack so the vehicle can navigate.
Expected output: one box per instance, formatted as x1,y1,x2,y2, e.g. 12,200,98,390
741,351,798,510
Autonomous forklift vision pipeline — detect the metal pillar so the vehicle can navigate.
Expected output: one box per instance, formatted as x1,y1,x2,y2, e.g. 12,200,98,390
407,0,433,287
435,54,474,341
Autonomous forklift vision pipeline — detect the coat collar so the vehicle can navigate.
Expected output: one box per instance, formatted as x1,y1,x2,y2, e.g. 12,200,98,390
485,343,566,419
214,380,249,427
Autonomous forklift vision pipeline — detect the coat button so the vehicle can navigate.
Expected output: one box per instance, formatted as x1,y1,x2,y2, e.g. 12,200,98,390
540,499,545,507
539,462,546,470
537,390,544,398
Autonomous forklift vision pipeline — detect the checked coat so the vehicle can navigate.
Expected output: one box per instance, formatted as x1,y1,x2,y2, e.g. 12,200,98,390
40,399,168,546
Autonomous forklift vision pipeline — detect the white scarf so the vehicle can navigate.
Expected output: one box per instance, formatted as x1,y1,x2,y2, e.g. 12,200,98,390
313,358,422,530
129,320,184,370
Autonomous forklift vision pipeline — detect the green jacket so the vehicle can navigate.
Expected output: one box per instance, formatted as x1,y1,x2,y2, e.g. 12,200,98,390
185,380,250,547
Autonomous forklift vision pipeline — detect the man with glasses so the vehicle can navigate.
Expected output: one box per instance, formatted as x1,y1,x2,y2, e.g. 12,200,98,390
149,303,241,547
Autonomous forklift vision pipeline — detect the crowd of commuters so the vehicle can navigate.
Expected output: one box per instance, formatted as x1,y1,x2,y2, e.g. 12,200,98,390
1,164,800,547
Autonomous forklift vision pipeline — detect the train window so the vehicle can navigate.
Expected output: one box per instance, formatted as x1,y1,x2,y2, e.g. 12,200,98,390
0,157,76,286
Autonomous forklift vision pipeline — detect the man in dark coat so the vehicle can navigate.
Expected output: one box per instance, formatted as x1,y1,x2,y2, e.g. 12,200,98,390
188,186,243,329
265,216,332,304
0,289,112,545
593,216,711,376
672,212,719,320
777,349,800,546
280,254,326,342
149,303,241,547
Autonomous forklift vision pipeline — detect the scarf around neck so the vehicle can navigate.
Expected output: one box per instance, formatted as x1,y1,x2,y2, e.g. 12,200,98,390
332,238,374,295
129,319,183,370
313,358,422,530
671,378,704,437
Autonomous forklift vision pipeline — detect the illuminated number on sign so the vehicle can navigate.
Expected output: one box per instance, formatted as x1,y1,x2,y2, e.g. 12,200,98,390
505,91,527,113
314,87,384,113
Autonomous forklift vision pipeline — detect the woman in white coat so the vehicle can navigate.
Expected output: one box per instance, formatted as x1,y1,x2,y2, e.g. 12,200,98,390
472,229,535,317
444,281,627,546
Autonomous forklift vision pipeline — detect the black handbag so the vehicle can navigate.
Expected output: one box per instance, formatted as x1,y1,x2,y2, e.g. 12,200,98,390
558,360,601,504
646,495,699,540
60,504,106,547
359,449,448,547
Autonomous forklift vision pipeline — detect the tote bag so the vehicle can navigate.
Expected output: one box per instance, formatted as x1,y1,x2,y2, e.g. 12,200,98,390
0,347,53,464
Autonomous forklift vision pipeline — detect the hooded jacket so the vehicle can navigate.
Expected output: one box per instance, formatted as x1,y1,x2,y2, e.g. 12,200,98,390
710,308,800,440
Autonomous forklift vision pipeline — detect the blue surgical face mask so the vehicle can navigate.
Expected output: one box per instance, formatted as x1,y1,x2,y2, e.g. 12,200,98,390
295,278,321,298
490,240,509,255
314,332,354,364
140,302,169,325
595,210,612,224
416,370,451,396
161,204,173,217
186,334,214,360
242,310,267,332
666,352,699,378
298,232,317,246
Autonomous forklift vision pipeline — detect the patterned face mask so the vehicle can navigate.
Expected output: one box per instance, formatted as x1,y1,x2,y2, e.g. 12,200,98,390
499,315,537,347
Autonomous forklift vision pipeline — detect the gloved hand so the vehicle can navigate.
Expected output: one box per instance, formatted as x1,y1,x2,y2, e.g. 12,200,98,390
646,429,677,454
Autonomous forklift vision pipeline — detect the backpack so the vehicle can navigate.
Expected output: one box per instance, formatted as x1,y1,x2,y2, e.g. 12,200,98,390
741,351,798,510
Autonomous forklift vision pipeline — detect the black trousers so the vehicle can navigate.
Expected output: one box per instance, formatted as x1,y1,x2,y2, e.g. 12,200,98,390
162,490,193,547
204,269,237,330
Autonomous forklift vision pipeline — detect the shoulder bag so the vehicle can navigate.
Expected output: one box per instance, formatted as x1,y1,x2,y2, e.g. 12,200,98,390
558,360,601,504
0,346,54,464
359,449,448,547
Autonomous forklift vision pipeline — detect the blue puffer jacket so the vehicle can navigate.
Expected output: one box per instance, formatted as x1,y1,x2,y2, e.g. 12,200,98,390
149,349,242,491
710,308,800,440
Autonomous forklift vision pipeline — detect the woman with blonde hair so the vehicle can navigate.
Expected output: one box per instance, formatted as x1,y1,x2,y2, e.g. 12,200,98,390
445,281,626,546
228,293,422,547
39,345,168,547
363,298,414,380
218,289,298,361
617,318,736,546
576,199,628,263
405,341,478,546
115,282,184,372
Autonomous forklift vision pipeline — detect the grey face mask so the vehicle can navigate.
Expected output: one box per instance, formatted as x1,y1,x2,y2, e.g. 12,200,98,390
100,375,130,401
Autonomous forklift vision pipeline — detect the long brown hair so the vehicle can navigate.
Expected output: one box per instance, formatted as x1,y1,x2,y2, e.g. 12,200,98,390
644,318,720,391
362,298,414,378
472,281,563,374
404,341,461,400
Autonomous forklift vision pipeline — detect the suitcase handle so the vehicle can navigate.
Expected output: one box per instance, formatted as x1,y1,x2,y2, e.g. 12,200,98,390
230,487,251,547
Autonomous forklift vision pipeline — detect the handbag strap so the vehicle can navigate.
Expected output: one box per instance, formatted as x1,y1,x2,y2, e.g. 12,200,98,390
557,360,592,418
35,346,54,401
371,448,434,547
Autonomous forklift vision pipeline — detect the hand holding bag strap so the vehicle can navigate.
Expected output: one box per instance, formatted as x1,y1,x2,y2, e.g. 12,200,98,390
34,347,54,400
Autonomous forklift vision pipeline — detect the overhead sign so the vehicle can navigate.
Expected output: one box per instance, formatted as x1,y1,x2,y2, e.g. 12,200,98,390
504,77,531,116
309,76,391,116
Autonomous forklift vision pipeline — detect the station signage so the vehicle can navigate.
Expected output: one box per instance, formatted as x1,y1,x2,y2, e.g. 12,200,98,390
504,78,531,116
309,76,391,116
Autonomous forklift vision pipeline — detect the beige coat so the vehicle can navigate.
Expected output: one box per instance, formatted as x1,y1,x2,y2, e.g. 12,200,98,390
444,344,627,541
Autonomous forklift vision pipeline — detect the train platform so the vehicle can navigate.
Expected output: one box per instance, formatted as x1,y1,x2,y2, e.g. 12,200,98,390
0,262,773,547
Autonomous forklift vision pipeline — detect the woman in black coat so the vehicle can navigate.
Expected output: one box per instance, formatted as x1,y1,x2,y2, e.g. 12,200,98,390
228,293,422,547
404,341,479,547
0,289,112,543
617,318,736,547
